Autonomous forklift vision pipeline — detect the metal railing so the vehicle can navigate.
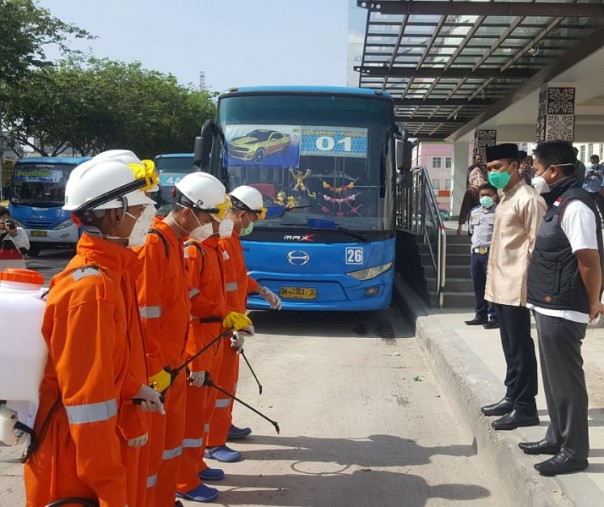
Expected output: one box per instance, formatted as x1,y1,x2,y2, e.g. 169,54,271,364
396,166,447,306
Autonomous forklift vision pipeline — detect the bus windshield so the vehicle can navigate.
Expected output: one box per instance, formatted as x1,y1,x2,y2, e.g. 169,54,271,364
152,154,194,214
10,163,75,207
217,94,394,232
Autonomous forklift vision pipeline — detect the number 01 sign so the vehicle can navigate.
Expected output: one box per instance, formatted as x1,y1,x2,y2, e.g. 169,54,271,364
301,127,368,158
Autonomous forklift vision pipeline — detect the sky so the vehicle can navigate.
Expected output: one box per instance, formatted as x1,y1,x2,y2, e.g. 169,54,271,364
36,0,351,92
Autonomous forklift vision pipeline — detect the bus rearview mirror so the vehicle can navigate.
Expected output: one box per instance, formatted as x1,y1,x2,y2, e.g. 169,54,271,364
396,139,413,172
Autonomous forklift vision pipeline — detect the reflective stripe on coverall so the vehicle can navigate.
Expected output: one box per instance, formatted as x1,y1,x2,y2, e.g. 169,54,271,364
207,229,260,448
134,218,190,507
24,233,149,507
177,237,228,492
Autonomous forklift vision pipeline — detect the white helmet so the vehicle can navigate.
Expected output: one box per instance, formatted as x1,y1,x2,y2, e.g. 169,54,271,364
93,150,159,192
175,172,228,219
93,149,140,164
64,158,155,212
230,185,265,217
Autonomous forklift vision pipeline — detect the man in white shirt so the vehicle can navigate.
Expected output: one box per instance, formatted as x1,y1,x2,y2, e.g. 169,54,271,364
0,205,30,270
523,140,604,477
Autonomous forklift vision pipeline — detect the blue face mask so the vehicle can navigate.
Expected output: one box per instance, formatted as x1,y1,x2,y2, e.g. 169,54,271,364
479,196,495,208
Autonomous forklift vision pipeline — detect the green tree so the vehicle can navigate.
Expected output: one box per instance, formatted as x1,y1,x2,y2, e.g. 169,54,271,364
0,0,91,85
2,58,216,157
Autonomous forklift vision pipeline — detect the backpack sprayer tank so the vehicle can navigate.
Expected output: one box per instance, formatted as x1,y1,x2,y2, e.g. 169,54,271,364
0,269,47,456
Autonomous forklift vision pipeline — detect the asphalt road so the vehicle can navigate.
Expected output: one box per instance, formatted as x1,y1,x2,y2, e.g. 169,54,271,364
21,248,74,285
1,253,507,506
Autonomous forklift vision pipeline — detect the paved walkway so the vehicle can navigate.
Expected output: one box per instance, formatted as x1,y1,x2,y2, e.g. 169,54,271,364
394,271,604,507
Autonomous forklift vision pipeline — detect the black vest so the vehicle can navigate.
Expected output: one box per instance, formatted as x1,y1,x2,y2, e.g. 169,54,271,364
527,178,603,312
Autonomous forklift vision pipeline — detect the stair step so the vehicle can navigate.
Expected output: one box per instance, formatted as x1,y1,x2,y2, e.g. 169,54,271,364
443,235,472,245
428,290,475,308
445,265,471,278
427,277,474,292
420,253,470,267
418,243,470,255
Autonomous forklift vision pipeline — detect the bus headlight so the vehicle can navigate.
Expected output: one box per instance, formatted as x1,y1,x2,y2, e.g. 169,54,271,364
347,262,393,281
54,219,75,230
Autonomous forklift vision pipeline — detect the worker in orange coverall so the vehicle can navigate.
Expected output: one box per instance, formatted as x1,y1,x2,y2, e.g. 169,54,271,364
135,171,231,506
205,186,282,463
24,156,164,507
176,218,252,502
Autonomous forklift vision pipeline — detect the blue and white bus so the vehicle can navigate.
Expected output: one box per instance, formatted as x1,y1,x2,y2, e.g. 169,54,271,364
196,86,405,311
8,157,90,256
152,153,195,216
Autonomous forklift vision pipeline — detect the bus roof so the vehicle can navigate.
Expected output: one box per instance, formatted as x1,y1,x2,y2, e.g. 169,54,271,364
16,156,90,165
154,153,194,159
219,86,392,99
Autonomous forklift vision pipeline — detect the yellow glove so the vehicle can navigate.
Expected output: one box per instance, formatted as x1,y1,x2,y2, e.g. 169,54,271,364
148,369,171,393
223,311,253,331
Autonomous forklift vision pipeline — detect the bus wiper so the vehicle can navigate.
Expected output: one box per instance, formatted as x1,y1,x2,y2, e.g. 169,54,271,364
265,204,312,219
307,219,369,243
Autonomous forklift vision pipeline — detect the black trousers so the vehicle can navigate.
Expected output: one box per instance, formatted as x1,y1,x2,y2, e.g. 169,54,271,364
492,304,538,413
534,312,589,460
470,253,496,322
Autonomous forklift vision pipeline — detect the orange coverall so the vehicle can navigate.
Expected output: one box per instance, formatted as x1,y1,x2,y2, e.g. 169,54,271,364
207,229,260,448
177,236,229,492
24,233,149,507
134,218,190,507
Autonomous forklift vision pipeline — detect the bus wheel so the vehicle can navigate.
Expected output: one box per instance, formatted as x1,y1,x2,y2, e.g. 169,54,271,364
27,246,41,257
253,149,265,164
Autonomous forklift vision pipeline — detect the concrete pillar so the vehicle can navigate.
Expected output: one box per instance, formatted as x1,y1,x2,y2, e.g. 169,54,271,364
451,141,469,218
473,130,497,161
536,87,576,141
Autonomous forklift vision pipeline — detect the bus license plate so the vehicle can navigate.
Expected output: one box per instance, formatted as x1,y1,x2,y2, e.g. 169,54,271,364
280,287,317,300
31,231,47,237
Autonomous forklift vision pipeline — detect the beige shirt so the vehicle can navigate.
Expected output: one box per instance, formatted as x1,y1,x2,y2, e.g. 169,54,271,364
485,180,546,306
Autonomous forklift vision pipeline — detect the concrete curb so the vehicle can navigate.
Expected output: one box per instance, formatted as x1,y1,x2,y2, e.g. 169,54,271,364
393,274,573,506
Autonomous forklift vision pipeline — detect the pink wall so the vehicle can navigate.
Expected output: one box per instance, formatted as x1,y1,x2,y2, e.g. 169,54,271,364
414,143,474,212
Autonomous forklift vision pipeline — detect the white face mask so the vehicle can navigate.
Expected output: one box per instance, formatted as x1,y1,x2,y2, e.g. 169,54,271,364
127,204,156,247
190,222,213,242
189,214,214,242
531,166,552,195
218,218,234,238
532,175,550,195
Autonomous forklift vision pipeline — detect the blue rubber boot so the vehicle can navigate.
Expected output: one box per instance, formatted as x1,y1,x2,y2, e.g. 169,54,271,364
199,467,225,481
176,483,219,503
227,424,252,440
204,445,241,462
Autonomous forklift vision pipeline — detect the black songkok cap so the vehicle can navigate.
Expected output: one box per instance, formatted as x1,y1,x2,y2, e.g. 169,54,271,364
486,143,519,162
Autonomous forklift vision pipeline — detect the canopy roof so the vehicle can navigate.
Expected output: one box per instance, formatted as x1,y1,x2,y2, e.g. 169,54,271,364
355,0,604,141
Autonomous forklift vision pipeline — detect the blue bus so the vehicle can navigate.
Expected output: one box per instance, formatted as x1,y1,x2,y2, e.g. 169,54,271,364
152,153,195,216
8,157,90,256
195,86,406,311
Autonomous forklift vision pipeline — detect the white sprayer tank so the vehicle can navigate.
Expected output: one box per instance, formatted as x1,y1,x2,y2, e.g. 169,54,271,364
0,269,48,437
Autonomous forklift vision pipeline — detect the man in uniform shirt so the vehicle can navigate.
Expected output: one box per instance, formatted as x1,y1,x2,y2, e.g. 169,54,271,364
481,143,546,430
465,183,498,329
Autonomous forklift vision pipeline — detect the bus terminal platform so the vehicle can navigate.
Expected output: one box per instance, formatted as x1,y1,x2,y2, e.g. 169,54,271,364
393,268,604,507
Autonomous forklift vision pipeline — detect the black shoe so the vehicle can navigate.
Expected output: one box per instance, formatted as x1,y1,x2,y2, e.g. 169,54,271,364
534,453,588,476
519,439,560,455
483,321,500,329
481,397,513,416
492,409,539,430
465,317,488,326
